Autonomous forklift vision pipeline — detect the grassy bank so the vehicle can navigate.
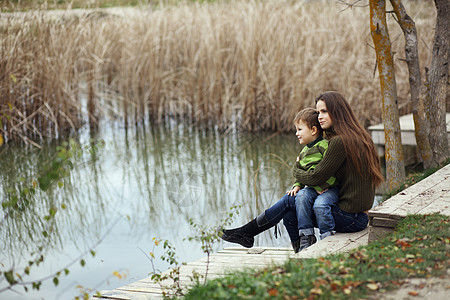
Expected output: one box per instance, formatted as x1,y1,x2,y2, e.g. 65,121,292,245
183,214,449,299
0,1,435,143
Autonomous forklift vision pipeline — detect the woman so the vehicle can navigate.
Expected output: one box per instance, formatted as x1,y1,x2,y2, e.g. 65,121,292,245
221,91,384,252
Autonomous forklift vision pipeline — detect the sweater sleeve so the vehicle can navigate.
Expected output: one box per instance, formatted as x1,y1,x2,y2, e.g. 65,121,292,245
292,136,346,187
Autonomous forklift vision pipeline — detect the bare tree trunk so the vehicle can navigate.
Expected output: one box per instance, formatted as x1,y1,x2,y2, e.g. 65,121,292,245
370,0,406,191
427,0,449,165
390,0,433,168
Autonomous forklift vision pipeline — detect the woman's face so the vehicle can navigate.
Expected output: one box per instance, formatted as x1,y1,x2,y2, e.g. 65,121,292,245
316,100,333,130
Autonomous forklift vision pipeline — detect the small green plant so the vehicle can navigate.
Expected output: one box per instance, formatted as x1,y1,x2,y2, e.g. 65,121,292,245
0,139,107,297
184,205,242,284
148,238,185,298
148,205,241,298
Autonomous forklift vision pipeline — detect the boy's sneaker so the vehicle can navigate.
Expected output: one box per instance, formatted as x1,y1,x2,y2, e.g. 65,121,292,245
299,234,317,251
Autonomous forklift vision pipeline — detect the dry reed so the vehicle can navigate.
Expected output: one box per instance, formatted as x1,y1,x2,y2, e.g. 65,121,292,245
0,0,436,144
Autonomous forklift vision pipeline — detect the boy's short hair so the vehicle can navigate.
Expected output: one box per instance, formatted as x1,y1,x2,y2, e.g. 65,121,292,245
294,108,322,133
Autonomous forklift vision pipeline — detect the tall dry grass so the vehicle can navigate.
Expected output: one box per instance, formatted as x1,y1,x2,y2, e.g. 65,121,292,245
0,1,436,144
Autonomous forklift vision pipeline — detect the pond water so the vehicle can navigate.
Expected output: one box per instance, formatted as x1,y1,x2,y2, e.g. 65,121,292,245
1,123,302,299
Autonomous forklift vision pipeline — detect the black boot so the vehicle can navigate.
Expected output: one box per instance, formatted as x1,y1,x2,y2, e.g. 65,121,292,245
221,212,274,248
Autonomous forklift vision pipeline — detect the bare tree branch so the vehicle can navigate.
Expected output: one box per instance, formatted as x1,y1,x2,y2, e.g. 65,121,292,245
337,0,369,12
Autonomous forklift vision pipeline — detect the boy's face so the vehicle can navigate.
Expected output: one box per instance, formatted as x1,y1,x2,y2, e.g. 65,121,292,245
295,120,318,145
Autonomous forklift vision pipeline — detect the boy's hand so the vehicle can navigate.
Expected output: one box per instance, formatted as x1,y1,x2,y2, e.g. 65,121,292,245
286,186,301,196
316,188,329,195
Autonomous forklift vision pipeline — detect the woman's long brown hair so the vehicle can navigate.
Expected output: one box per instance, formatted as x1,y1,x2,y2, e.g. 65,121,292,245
315,91,384,187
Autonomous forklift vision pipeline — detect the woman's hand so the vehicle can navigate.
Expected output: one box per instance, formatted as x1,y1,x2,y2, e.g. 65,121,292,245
286,186,301,197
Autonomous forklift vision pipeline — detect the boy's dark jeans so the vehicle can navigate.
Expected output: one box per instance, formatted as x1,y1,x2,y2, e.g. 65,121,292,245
264,192,368,243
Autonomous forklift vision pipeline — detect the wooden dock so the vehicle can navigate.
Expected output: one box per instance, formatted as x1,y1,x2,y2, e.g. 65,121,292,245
96,164,450,300
368,113,450,164
368,163,450,241
368,113,450,146
96,230,369,300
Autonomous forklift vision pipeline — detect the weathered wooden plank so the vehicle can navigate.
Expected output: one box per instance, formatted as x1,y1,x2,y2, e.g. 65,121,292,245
192,254,291,264
216,248,293,255
186,260,286,269
116,278,194,289
295,228,369,258
417,194,450,216
223,246,292,252
386,186,448,218
117,284,188,293
369,217,400,228
97,289,157,300
369,164,450,218
177,266,244,278
116,286,164,294
190,253,287,262
213,253,293,260
135,272,223,286
141,265,231,278
198,249,292,257
369,182,449,219
368,226,395,243
367,165,450,243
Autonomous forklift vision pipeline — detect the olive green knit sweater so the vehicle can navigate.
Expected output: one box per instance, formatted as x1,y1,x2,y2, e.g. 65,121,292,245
292,136,375,213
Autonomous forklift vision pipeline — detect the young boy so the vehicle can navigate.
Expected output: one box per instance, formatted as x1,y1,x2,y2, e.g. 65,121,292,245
286,108,339,252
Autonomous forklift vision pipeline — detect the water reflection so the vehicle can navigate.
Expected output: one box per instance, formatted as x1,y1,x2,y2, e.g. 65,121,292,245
0,124,298,299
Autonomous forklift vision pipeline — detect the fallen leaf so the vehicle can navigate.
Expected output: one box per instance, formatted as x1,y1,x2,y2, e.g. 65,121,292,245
408,291,419,296
396,238,412,250
310,288,322,295
415,258,425,263
268,288,278,296
367,283,379,291
112,271,122,279
330,282,340,291
271,267,285,275
391,280,404,286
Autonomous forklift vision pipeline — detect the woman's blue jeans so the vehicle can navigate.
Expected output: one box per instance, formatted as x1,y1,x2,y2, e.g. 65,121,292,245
264,191,368,243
